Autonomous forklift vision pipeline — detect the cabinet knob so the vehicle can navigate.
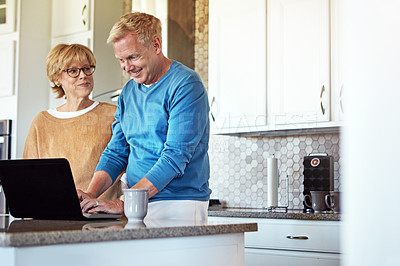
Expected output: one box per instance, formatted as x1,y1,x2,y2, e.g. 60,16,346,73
286,235,309,240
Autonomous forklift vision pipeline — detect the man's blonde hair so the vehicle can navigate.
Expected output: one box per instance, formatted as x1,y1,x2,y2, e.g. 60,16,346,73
107,12,162,48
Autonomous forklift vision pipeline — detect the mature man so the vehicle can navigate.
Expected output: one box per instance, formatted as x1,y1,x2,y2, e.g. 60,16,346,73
78,12,211,220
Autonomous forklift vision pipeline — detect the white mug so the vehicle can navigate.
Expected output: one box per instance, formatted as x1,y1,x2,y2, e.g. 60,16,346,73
123,189,149,221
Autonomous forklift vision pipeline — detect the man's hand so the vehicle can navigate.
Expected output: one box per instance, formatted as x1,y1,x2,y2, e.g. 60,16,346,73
81,198,124,215
133,177,159,198
77,189,96,202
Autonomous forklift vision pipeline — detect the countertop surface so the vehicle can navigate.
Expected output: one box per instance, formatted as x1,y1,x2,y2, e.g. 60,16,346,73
0,215,257,248
208,207,341,221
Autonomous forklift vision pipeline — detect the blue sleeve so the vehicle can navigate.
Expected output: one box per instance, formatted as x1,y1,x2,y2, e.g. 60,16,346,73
144,80,210,191
95,96,129,182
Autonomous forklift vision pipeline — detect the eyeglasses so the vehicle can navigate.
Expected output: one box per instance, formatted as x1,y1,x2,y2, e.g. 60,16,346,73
63,66,96,78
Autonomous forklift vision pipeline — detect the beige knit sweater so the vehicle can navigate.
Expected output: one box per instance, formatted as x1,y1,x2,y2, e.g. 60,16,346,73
23,102,121,200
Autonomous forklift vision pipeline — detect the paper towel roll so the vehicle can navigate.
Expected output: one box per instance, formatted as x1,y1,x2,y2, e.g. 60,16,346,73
267,157,278,207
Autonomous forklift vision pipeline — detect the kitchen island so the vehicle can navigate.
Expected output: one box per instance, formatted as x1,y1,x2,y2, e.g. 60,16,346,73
0,215,257,266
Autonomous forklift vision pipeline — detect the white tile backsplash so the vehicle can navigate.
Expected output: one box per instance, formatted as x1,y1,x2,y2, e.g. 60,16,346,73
208,133,341,209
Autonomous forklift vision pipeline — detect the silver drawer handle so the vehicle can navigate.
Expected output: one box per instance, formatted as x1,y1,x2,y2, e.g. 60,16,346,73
320,85,326,115
286,235,309,240
339,84,344,113
210,96,216,122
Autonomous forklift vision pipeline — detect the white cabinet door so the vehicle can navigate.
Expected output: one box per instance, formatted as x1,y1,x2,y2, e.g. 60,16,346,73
268,0,331,128
0,40,15,97
51,0,90,37
209,0,267,133
0,0,16,33
330,0,345,122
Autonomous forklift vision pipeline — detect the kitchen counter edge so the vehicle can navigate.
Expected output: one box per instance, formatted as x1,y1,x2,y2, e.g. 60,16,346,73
0,217,257,247
208,207,341,221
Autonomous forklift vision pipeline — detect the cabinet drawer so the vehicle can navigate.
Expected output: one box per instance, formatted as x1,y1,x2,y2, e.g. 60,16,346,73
246,247,340,266
246,219,340,253
208,217,340,253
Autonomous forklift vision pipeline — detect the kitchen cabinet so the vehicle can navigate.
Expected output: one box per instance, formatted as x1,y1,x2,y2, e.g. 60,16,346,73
0,0,16,33
209,0,340,134
268,0,331,129
330,0,345,123
49,0,124,109
0,0,52,158
51,0,89,38
0,40,15,97
209,216,341,266
0,0,16,98
208,0,267,133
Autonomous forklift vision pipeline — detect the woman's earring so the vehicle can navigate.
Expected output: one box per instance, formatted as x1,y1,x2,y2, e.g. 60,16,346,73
56,83,61,87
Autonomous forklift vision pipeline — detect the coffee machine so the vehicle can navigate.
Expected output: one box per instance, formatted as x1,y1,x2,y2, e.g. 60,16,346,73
302,153,333,213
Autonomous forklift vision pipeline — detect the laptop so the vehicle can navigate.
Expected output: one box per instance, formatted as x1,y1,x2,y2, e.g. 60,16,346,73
0,158,122,220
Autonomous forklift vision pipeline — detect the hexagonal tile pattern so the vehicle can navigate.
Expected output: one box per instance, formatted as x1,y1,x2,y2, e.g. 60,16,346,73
208,133,341,209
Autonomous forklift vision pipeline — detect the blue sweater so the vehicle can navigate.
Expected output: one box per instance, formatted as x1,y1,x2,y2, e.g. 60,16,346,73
96,61,211,202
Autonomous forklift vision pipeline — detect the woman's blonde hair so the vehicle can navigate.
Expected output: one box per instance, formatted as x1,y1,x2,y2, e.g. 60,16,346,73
46,44,96,98
107,12,162,48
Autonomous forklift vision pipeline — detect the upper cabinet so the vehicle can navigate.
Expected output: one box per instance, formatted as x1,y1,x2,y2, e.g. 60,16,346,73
330,0,345,123
51,0,89,38
0,40,15,97
0,0,16,98
268,0,331,129
0,0,16,33
208,0,267,133
49,0,124,109
209,0,341,134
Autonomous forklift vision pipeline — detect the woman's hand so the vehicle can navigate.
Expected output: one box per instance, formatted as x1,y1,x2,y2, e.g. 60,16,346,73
81,198,124,215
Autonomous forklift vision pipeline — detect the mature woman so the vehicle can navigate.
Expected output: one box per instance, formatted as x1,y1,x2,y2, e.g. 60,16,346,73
23,43,121,200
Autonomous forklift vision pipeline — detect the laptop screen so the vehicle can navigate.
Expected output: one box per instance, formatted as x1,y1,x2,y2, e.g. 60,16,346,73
0,158,103,220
